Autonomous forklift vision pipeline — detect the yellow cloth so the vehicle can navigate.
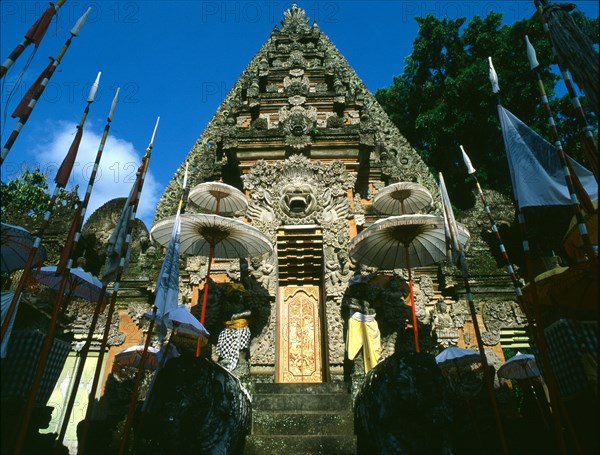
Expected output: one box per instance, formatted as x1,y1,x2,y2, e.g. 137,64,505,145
227,283,247,294
346,312,381,373
225,318,248,329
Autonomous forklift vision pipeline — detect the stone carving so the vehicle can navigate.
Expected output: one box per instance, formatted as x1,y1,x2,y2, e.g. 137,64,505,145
326,115,345,128
155,6,439,222
280,3,311,35
66,300,124,348
80,197,150,278
244,155,354,228
482,299,528,332
249,254,276,295
315,82,328,93
243,155,355,365
287,95,306,106
325,246,345,292
283,75,310,96
481,330,501,346
430,299,459,347
251,117,268,130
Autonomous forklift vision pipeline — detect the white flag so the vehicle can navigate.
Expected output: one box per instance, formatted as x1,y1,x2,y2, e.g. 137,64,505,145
154,163,188,317
439,173,462,266
498,106,597,209
460,145,476,175
153,213,181,317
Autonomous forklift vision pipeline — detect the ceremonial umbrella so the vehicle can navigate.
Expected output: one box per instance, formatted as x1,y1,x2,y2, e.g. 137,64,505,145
188,181,247,215
113,345,161,372
498,351,549,429
0,223,46,272
144,304,210,338
498,352,540,380
31,266,107,305
150,213,272,354
435,346,482,370
436,346,483,398
349,215,470,352
373,182,433,215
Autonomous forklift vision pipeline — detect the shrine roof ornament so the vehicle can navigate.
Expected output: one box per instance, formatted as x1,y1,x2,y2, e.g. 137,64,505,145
280,3,311,34
154,2,440,224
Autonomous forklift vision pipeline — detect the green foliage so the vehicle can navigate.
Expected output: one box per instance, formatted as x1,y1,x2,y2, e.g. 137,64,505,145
0,168,51,227
376,11,598,208
0,168,76,231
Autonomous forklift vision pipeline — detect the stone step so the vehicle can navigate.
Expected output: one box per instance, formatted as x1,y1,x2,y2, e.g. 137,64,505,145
252,410,354,435
244,435,357,455
254,382,350,395
253,391,352,412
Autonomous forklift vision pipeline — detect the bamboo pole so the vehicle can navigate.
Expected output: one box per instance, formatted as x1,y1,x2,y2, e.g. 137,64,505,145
439,173,509,455
0,0,67,78
77,119,158,454
53,89,120,452
533,0,598,180
0,7,91,166
11,78,102,454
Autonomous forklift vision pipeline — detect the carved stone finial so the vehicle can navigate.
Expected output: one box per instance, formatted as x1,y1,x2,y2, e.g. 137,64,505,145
281,3,311,34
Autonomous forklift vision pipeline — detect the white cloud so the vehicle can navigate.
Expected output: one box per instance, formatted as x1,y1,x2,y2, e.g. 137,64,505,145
31,120,161,228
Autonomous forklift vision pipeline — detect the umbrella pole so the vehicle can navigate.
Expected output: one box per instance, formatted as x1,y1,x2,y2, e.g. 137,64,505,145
197,243,214,357
404,246,419,352
118,306,157,455
195,198,220,356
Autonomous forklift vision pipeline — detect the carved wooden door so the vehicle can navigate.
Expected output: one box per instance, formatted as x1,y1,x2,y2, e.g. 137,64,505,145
277,285,322,383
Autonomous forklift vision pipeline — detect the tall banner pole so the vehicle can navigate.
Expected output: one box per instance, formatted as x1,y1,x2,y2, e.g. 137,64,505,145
0,7,91,166
54,88,120,452
0,0,67,78
77,118,159,455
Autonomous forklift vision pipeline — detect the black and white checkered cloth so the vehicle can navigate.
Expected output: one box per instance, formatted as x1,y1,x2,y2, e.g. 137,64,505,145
532,319,598,398
216,327,250,371
1,329,70,404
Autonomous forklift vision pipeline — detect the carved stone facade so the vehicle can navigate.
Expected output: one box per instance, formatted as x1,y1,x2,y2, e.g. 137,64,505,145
152,4,521,381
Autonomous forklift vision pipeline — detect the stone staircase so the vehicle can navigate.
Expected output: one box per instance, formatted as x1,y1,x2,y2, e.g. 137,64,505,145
244,382,357,455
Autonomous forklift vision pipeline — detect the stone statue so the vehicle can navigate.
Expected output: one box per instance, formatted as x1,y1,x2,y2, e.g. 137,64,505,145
216,283,252,372
430,298,459,347
346,279,381,372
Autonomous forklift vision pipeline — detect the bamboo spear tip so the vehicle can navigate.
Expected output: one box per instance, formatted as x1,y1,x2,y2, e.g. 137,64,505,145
71,7,92,36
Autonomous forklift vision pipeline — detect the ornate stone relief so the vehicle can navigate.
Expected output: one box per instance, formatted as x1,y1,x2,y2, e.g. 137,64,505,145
283,75,310,96
242,155,356,365
288,50,307,69
278,105,317,150
482,299,528,332
280,4,312,35
156,3,439,223
244,155,354,233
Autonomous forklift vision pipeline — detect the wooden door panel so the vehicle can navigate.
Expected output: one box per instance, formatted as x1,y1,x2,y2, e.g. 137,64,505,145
277,285,322,383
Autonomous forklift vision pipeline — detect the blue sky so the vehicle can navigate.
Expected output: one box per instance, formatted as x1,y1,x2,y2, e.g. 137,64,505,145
1,1,598,226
